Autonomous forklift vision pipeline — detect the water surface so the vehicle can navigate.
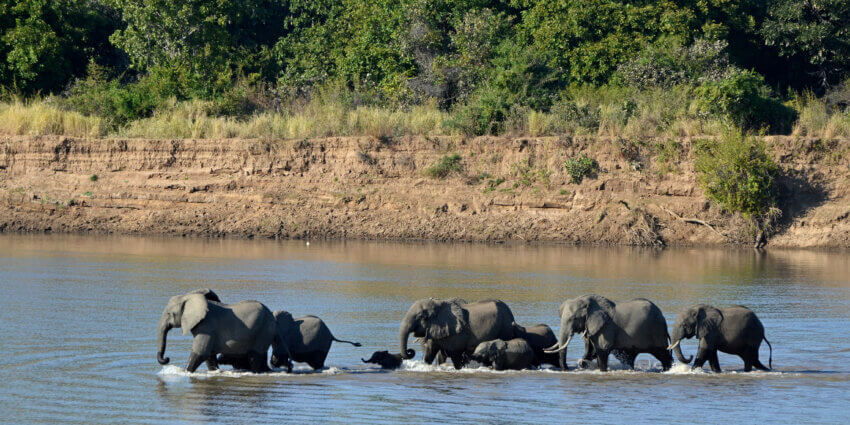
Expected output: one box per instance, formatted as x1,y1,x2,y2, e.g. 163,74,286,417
1,235,848,424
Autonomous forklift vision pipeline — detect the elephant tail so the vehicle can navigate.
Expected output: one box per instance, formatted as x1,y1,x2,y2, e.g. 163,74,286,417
332,336,362,347
764,336,773,370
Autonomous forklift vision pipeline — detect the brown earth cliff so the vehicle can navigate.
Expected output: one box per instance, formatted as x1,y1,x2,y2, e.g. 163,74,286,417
1,135,848,248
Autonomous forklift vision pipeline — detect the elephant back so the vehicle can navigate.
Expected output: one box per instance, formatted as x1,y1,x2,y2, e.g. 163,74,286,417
465,299,517,343
616,298,669,349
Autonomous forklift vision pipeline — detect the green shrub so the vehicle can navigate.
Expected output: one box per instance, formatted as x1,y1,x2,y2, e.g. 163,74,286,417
564,153,599,183
694,69,796,133
425,154,463,179
694,131,779,219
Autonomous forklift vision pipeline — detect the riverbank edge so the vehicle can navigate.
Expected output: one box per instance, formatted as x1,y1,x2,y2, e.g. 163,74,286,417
1,134,848,248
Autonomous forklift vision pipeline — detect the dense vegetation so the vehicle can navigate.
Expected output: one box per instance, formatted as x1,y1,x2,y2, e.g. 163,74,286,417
0,0,849,138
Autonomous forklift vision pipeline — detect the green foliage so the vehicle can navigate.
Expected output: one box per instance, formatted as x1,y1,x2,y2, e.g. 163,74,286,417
62,63,180,126
511,157,550,187
564,153,599,184
0,0,118,94
762,0,850,88
694,69,796,132
424,153,463,178
694,131,779,219
111,0,288,97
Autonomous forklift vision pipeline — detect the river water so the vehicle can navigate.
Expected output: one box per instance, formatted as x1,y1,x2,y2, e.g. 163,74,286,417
0,234,848,424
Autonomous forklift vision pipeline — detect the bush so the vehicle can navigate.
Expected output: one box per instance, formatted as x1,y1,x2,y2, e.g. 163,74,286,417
424,153,463,178
564,153,599,183
62,64,180,126
694,69,796,133
694,130,779,219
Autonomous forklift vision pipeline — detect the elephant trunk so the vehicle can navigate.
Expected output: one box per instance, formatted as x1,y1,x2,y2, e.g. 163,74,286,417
672,340,692,364
399,320,413,359
157,317,172,365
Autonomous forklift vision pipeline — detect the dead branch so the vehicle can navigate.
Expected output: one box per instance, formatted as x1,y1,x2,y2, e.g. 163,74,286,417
659,205,727,239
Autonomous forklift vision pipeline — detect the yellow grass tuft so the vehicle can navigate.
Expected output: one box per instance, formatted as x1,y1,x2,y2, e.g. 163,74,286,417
0,100,106,137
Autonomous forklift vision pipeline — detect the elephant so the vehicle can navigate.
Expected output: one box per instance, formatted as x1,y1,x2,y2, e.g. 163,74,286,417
668,304,773,372
544,294,673,371
156,289,289,373
417,337,449,365
361,349,415,369
471,338,536,371
266,311,361,370
511,323,558,367
399,298,517,369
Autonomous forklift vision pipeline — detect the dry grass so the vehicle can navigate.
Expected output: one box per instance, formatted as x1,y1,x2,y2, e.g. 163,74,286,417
792,93,850,138
3,89,850,140
118,98,454,139
0,100,106,137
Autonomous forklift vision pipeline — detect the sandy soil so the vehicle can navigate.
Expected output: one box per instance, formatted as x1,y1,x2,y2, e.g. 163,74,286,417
0,134,847,248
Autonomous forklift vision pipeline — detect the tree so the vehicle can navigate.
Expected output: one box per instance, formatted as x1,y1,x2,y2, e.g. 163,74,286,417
0,0,118,94
762,0,850,89
111,0,289,96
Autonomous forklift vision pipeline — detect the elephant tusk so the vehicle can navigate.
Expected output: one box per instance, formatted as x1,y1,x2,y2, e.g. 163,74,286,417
667,340,680,351
543,343,567,354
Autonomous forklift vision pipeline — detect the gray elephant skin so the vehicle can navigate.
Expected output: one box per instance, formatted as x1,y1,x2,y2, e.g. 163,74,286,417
399,298,516,369
545,294,673,371
156,289,287,373
361,349,415,369
472,339,536,370
268,311,361,370
512,323,558,367
668,304,773,372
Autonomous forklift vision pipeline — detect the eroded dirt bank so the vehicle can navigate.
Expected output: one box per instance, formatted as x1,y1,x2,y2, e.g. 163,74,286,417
1,135,848,248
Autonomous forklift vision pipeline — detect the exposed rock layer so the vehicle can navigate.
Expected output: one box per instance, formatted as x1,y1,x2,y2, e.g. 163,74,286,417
1,135,847,248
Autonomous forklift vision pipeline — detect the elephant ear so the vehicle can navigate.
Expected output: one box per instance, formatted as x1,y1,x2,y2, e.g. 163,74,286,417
586,307,611,336
696,307,722,340
180,293,209,335
426,300,466,340
188,288,221,303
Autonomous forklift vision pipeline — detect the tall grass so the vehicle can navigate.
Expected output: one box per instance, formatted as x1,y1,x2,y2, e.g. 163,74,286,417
2,87,849,140
791,93,850,138
117,98,454,139
0,99,106,137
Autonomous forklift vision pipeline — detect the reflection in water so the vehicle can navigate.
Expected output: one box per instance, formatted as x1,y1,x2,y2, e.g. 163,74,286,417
0,234,848,424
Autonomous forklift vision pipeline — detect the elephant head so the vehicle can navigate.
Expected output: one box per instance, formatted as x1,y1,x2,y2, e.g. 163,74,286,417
399,298,467,359
156,289,219,365
545,294,614,370
471,340,506,368
668,304,723,364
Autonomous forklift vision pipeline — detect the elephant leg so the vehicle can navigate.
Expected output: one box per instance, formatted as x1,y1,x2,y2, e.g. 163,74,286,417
707,351,721,373
249,351,271,373
578,338,596,369
692,341,711,370
423,349,437,365
206,353,219,371
307,351,328,370
449,353,465,370
436,350,447,365
187,334,213,372
650,349,673,371
186,352,207,373
596,350,610,372
752,358,770,371
612,349,636,369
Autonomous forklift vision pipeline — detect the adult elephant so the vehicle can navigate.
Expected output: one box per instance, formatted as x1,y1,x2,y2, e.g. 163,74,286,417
399,298,516,369
668,304,772,372
544,294,672,371
156,289,289,373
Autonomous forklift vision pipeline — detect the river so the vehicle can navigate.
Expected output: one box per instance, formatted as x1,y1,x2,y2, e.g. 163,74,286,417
1,234,848,424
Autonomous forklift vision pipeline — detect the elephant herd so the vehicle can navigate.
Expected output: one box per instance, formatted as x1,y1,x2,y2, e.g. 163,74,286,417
157,289,772,374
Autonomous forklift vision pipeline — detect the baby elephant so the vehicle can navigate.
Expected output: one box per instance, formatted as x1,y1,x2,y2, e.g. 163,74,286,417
668,304,773,372
361,349,415,369
471,339,536,371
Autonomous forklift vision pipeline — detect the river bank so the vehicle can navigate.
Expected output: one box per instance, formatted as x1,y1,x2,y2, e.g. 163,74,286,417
0,135,848,248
